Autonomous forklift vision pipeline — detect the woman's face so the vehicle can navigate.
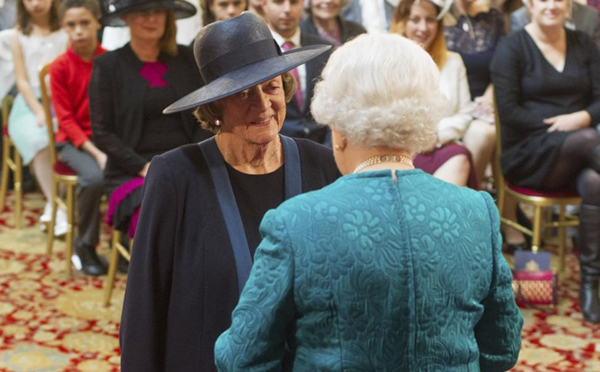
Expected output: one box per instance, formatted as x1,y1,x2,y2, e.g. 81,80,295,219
311,0,343,22
404,1,439,51
22,0,53,19
218,76,287,146
526,0,568,28
123,8,166,43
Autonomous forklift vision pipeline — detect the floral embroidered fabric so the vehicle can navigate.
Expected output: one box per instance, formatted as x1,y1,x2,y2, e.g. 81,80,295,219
215,169,523,371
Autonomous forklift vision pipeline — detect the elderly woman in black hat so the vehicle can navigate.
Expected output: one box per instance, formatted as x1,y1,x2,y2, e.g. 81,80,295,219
119,12,337,372
88,0,211,274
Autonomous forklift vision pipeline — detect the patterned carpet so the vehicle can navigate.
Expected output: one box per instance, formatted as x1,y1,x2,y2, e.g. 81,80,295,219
0,192,598,372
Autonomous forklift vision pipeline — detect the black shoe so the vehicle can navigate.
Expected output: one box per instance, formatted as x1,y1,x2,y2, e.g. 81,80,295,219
117,255,129,274
75,243,108,276
504,241,531,255
580,279,600,324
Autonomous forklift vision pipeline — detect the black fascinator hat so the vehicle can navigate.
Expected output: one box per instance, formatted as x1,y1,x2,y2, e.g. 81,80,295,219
102,0,197,27
163,12,332,114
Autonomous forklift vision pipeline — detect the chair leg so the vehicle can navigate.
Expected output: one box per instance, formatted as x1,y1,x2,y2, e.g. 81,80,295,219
46,179,58,256
65,184,74,276
104,230,121,307
14,151,22,229
558,204,567,274
497,185,506,216
0,138,10,212
532,205,543,253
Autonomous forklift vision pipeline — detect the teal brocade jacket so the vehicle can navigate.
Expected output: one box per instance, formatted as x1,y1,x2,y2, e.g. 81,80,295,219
215,169,523,372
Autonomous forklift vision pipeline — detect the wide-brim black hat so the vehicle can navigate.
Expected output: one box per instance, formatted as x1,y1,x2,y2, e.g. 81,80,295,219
163,12,332,114
102,0,197,27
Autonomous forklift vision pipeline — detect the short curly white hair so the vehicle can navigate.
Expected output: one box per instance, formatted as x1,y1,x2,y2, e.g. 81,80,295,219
311,33,446,154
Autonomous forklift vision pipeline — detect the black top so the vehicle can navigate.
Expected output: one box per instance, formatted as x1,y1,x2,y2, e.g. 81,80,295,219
445,8,505,99
226,163,285,255
137,85,190,158
491,28,600,188
120,138,341,372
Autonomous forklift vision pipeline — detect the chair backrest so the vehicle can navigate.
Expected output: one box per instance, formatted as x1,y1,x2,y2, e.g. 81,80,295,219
2,95,14,132
39,63,57,167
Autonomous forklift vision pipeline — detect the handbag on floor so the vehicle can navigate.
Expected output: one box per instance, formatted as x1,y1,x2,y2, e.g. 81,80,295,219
512,250,558,308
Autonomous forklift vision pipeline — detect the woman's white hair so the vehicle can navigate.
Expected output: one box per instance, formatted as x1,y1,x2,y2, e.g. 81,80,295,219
311,33,446,154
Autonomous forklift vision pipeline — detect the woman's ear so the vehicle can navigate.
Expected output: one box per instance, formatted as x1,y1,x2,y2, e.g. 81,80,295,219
331,130,348,152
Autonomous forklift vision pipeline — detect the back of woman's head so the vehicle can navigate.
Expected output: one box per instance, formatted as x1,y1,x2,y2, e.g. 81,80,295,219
311,33,445,154
17,0,61,35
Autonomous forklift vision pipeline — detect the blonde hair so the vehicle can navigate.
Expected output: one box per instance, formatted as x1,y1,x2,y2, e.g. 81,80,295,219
390,0,448,69
159,10,178,56
311,34,446,155
193,72,297,133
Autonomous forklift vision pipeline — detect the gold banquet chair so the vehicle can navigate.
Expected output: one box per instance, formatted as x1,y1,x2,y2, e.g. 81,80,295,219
39,63,79,274
0,95,24,228
494,99,580,273
103,230,131,307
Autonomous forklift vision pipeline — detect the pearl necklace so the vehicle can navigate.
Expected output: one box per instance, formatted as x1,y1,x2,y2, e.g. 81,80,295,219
352,155,414,174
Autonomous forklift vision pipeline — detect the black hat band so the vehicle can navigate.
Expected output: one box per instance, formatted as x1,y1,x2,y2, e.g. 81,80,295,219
200,39,282,84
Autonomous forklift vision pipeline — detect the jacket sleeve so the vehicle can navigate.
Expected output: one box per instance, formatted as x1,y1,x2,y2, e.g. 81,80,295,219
437,57,475,145
89,56,148,175
49,59,89,147
475,192,523,372
120,155,176,372
215,208,295,372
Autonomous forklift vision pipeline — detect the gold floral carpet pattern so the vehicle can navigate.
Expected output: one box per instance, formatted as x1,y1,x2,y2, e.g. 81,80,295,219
0,192,598,371
0,192,124,372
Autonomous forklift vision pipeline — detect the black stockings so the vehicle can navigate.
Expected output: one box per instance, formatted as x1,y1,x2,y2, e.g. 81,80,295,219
543,128,600,206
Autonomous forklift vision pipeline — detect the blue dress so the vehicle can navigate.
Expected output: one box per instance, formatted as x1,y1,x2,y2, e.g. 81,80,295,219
215,169,523,372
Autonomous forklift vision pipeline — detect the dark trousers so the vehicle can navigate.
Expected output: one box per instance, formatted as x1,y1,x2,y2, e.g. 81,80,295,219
57,143,103,249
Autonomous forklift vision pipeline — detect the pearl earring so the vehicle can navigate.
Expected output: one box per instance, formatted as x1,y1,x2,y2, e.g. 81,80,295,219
215,120,221,126
334,144,341,151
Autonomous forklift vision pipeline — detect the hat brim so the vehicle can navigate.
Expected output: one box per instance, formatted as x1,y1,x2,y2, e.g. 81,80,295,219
101,0,197,27
163,44,332,114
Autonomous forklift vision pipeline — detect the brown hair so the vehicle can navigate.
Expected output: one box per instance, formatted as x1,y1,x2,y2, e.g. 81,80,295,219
200,0,248,26
390,0,448,69
194,72,297,133
58,0,102,22
159,10,178,56
17,0,61,35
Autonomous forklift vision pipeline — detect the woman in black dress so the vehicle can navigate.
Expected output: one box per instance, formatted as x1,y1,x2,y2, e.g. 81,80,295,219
119,13,338,372
300,0,366,48
491,0,600,323
89,0,211,259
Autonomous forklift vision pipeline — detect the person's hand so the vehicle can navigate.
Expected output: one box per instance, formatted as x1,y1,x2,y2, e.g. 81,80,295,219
138,162,150,178
36,112,46,127
95,151,107,171
545,111,591,132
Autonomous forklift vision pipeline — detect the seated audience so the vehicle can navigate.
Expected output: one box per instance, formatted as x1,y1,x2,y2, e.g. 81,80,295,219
119,13,338,372
261,0,333,146
491,0,600,323
215,33,523,372
200,0,247,25
50,0,106,275
511,0,600,49
9,0,68,233
301,0,366,48
89,0,210,251
340,0,395,33
391,0,477,188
